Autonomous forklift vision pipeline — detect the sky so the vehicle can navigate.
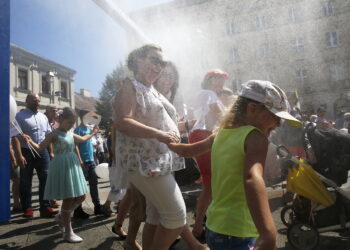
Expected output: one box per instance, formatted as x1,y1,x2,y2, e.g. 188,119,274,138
10,0,171,97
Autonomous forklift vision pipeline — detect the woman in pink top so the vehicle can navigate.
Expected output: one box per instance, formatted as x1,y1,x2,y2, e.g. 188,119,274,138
189,69,228,240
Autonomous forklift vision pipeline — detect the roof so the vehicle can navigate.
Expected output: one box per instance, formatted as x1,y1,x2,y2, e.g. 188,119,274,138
11,43,76,76
74,92,98,112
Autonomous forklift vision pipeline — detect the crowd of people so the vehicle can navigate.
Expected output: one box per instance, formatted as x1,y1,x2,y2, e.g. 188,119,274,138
9,93,115,241
11,43,349,250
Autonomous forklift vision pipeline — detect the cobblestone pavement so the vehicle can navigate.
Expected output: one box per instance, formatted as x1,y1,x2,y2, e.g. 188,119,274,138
1,176,350,249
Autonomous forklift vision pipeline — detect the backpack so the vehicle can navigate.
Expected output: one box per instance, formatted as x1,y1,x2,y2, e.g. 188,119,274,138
304,123,350,186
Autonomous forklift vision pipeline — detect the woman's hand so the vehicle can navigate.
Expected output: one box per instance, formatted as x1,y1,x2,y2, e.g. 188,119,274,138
155,130,180,144
254,232,276,250
92,125,100,135
20,134,32,144
17,155,27,169
80,161,87,173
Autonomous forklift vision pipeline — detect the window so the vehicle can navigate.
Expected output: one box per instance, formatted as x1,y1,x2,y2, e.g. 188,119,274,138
288,7,299,22
18,69,28,89
295,69,307,83
41,75,50,94
326,31,340,47
226,21,235,35
330,64,345,81
292,37,304,53
323,2,334,16
255,16,267,29
259,43,269,58
229,48,240,63
61,81,68,98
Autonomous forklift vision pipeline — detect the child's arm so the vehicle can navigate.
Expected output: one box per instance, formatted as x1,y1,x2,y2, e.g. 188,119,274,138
22,133,57,153
48,143,54,159
75,145,83,166
168,134,215,157
75,145,86,172
244,130,276,250
73,126,99,144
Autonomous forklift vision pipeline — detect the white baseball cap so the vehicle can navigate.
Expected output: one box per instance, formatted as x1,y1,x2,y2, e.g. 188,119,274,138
238,80,301,127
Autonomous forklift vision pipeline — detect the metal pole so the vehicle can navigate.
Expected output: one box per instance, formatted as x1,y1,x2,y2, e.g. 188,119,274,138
0,0,11,222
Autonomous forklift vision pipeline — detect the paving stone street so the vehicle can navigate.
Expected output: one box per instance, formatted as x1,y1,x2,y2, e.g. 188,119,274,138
1,175,350,249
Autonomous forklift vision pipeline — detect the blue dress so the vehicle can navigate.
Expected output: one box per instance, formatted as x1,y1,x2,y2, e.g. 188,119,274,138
44,130,88,200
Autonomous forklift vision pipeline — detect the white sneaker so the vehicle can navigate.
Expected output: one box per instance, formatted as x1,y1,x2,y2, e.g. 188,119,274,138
63,232,83,243
54,214,65,234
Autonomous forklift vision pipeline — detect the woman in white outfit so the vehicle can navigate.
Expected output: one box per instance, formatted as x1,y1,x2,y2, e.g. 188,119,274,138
113,44,186,250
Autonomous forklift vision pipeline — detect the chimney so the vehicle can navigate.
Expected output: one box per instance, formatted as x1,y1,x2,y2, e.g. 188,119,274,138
80,88,90,97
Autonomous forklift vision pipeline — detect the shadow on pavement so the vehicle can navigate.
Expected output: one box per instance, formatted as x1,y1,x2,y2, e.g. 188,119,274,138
20,234,62,250
0,220,55,239
88,236,116,250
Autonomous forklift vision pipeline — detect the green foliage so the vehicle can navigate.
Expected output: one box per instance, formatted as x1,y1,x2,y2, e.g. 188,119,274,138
96,63,131,130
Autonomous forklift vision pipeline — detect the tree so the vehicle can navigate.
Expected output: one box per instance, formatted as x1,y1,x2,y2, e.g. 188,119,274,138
95,63,131,130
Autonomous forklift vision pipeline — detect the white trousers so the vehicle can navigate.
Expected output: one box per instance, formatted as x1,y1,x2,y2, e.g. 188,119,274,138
129,171,186,229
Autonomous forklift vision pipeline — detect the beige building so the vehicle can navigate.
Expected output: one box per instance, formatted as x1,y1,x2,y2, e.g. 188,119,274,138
10,44,76,111
130,0,350,117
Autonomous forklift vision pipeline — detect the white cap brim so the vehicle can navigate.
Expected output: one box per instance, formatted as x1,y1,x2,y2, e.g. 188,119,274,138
274,110,302,127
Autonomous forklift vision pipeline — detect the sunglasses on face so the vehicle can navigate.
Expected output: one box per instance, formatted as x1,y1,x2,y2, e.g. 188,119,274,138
160,72,175,80
147,57,167,68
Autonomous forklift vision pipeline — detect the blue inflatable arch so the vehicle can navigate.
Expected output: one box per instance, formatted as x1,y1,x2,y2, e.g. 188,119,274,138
0,0,10,222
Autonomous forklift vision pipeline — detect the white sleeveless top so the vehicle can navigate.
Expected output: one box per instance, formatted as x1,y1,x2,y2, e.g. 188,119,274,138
192,89,223,131
114,79,185,177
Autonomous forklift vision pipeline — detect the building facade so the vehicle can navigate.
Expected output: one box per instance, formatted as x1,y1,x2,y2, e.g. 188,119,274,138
10,44,76,111
74,88,98,120
130,0,350,117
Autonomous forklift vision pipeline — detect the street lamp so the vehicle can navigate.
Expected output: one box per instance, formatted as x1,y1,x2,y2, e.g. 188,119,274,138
46,71,56,104
46,71,55,78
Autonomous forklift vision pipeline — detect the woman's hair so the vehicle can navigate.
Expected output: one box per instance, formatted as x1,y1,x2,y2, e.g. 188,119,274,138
154,61,179,104
201,69,229,90
127,44,162,74
59,107,77,121
217,96,260,131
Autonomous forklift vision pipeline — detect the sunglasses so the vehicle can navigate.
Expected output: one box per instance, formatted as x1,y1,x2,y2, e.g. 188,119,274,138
160,72,176,80
147,57,167,68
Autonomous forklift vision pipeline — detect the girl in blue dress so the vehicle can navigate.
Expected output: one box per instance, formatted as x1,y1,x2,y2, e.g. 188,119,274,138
23,107,98,243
